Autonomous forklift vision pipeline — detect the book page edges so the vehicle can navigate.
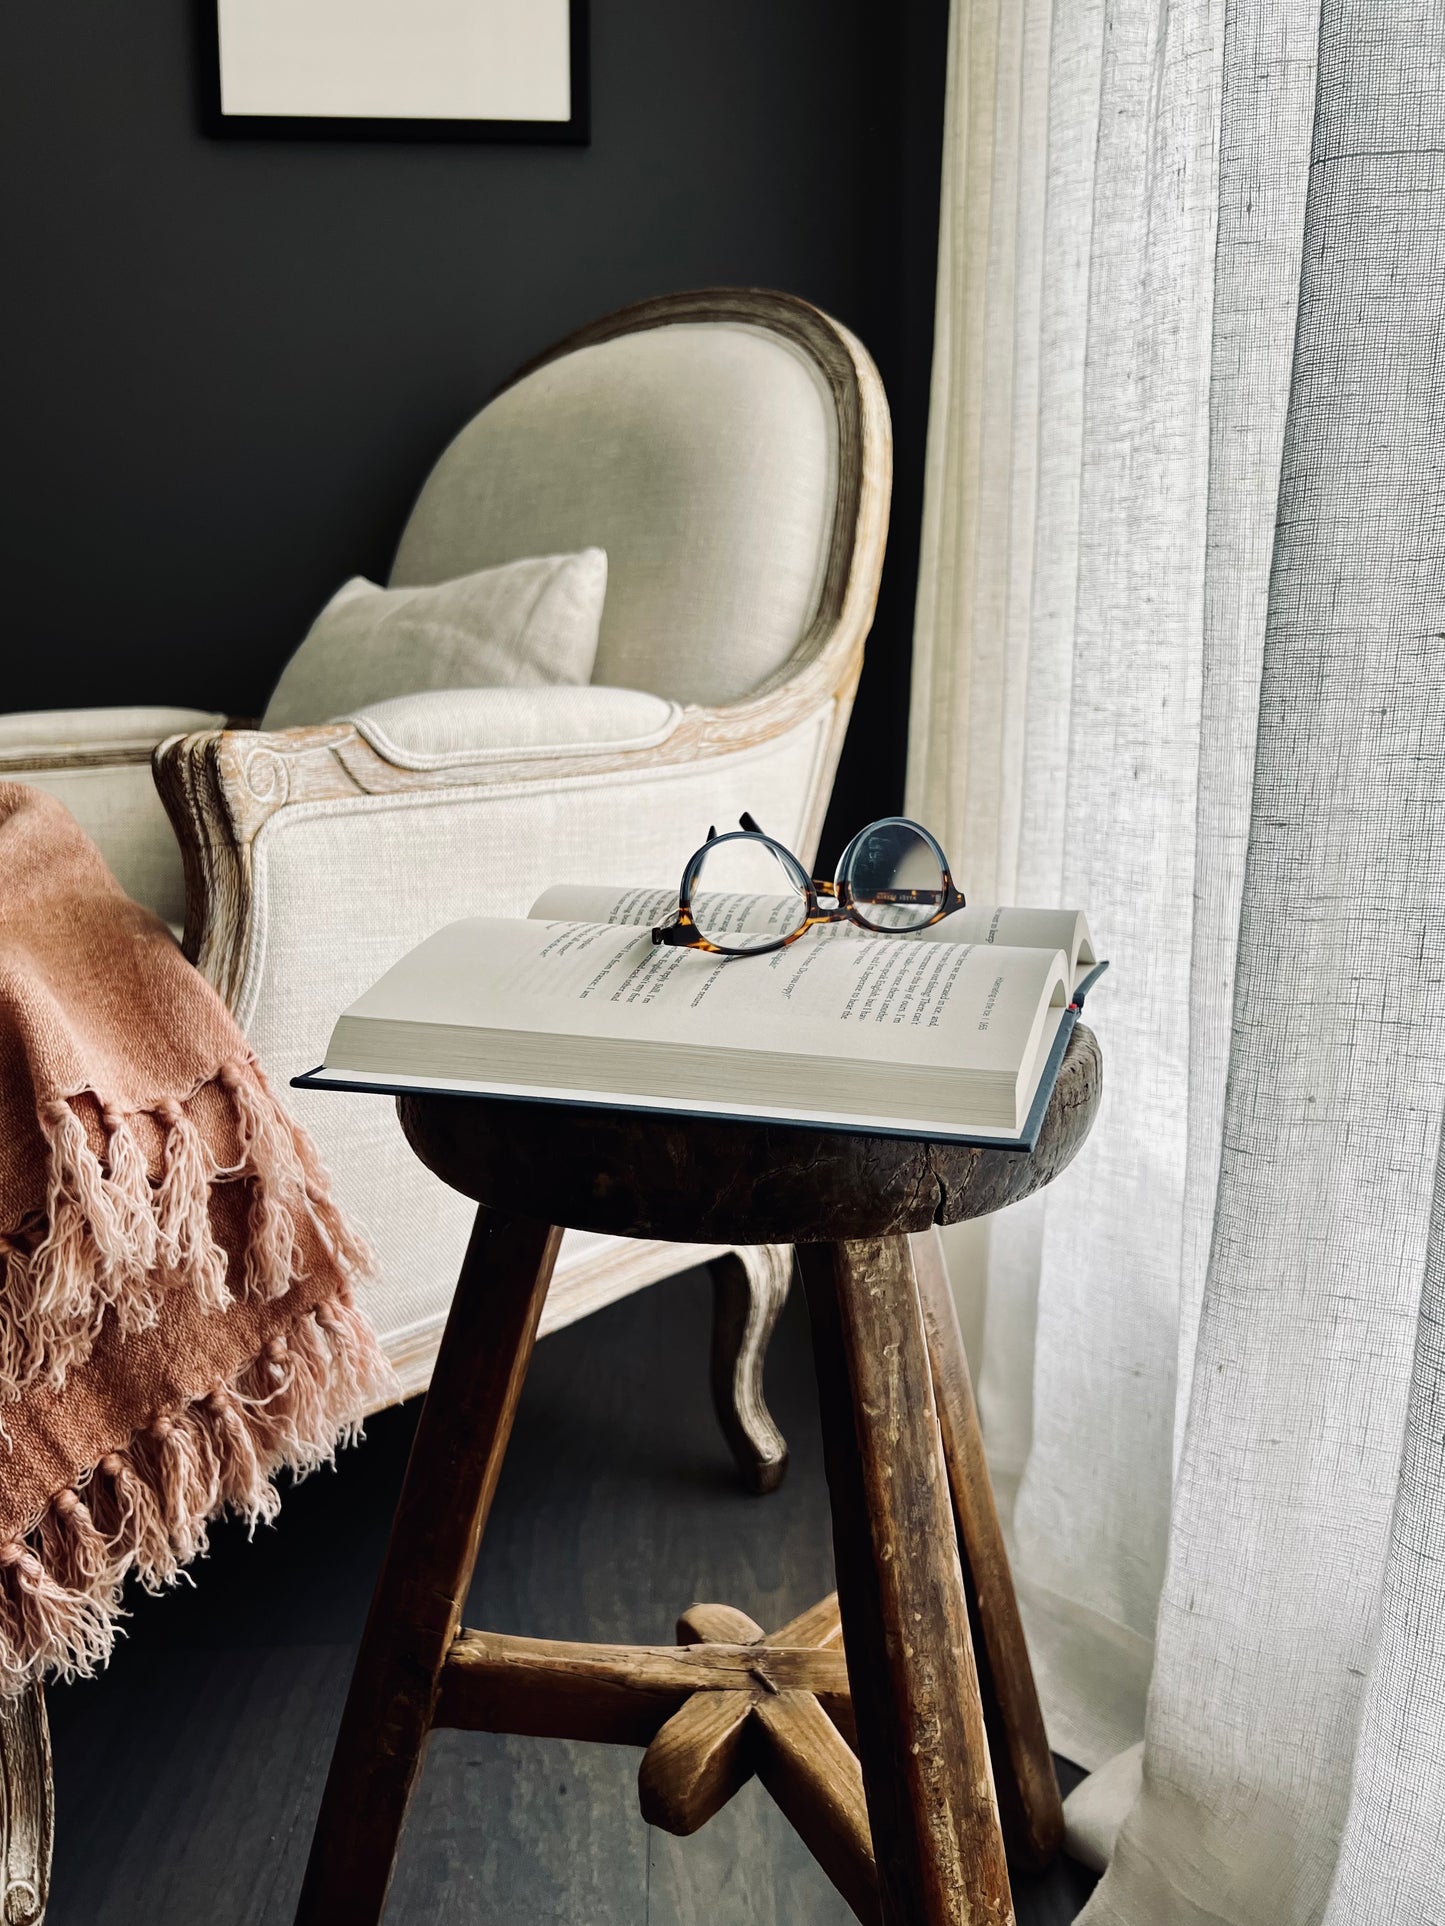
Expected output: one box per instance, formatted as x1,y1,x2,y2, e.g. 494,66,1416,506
322,957,1071,1137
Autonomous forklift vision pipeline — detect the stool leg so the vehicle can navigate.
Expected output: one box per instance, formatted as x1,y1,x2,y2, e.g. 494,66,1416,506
295,1208,563,1926
799,1237,1013,1926
913,1228,1064,1870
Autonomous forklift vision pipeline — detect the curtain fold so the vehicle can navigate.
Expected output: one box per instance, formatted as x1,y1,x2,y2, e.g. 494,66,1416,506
909,0,1445,1918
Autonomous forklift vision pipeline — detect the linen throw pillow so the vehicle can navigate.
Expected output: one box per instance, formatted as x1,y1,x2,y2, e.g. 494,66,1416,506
260,547,608,730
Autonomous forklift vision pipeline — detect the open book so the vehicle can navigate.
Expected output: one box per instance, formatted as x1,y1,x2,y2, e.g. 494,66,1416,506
298,884,1105,1149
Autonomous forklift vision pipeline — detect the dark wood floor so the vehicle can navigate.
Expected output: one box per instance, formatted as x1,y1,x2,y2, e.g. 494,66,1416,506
46,1264,1096,1924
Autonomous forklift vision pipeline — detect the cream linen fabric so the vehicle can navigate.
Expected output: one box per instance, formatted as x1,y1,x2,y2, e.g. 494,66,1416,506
911,0,1445,1920
390,323,838,706
2,706,226,925
237,711,833,1346
345,685,680,765
0,707,225,754
261,549,608,730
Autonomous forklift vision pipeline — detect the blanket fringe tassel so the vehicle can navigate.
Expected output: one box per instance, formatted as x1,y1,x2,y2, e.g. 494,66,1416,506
0,1294,392,1691
0,1057,372,1400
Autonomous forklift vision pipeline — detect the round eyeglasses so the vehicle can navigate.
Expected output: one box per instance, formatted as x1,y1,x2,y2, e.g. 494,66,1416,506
652,814,966,958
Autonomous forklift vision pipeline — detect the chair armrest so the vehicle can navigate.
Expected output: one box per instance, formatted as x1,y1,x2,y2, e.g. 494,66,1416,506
154,677,848,1354
0,705,228,775
152,667,849,1007
0,707,229,924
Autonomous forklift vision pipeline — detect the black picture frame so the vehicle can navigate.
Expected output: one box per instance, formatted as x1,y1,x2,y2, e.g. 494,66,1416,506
197,0,589,145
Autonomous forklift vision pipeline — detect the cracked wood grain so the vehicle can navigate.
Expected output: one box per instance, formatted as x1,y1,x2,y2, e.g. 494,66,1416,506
800,1236,1014,1926
914,1228,1064,1871
435,1630,851,1744
295,1208,563,1926
397,1025,1101,1248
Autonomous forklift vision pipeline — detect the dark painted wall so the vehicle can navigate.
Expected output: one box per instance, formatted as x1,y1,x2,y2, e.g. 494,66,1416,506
4,1,947,859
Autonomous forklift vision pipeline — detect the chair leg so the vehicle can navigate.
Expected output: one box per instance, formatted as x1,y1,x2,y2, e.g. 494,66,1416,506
912,1229,1064,1870
707,1246,792,1494
295,1208,563,1926
799,1237,1014,1926
0,1683,52,1926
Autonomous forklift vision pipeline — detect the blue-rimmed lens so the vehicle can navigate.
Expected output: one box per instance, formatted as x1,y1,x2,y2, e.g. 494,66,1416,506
688,834,809,952
840,819,947,932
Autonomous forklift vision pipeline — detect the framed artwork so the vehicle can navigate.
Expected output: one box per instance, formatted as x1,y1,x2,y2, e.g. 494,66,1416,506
202,0,588,143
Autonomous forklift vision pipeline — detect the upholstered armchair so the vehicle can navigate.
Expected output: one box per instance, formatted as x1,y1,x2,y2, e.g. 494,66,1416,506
5,289,891,1493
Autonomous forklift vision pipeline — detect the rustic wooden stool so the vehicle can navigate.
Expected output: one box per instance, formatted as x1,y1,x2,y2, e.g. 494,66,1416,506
295,1025,1101,1926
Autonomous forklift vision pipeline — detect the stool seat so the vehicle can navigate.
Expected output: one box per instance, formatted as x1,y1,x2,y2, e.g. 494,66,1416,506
397,1022,1101,1246
298,1025,1104,1926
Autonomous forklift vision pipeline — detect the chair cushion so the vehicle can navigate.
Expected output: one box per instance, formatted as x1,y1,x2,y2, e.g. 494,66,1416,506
261,549,608,731
390,322,839,707
346,685,681,766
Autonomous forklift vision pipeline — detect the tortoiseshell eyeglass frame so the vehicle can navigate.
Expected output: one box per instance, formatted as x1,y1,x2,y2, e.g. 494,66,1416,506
652,813,967,959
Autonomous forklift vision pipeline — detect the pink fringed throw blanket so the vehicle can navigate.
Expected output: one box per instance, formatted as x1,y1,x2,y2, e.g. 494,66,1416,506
0,782,393,1688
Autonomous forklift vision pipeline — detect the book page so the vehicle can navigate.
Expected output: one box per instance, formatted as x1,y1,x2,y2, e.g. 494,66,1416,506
529,883,1094,978
924,905,1095,979
529,881,799,939
334,915,1069,1083
323,902,1088,1134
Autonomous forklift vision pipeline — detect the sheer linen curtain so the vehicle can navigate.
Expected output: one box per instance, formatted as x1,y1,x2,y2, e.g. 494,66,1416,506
909,0,1445,1920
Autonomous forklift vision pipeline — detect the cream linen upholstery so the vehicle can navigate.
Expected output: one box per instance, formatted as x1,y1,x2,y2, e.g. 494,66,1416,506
392,323,838,705
261,548,608,730
345,685,680,763
15,291,891,1412
0,707,225,927
235,709,833,1351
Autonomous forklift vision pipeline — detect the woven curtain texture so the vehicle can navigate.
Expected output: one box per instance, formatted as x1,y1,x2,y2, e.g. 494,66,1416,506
912,0,1226,1769
910,0,1445,1918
